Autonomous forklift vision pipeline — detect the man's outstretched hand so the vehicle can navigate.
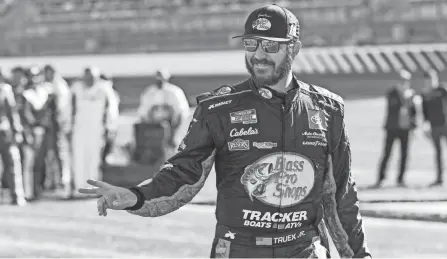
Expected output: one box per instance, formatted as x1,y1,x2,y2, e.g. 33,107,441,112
78,179,138,216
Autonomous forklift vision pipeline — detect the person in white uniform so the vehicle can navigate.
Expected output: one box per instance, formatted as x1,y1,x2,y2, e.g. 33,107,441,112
68,67,119,191
137,69,190,154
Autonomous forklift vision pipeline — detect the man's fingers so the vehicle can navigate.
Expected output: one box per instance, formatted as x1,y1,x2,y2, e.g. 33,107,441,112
103,200,108,217
97,196,109,216
86,179,110,188
78,187,99,195
97,197,105,216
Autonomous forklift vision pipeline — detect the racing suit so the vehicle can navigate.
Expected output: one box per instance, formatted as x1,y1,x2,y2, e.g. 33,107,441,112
0,82,26,204
126,77,371,258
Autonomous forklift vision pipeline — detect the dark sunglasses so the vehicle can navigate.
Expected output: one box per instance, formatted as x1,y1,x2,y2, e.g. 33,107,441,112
242,38,285,53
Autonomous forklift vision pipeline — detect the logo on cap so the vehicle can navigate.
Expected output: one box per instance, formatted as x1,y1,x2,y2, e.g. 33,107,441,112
252,18,271,31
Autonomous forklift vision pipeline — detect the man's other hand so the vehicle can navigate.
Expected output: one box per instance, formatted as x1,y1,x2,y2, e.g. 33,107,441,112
78,179,138,216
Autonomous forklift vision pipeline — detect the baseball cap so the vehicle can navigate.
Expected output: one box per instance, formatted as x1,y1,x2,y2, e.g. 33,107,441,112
232,4,300,42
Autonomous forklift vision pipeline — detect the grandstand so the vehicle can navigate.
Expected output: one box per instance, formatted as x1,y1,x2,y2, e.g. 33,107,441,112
0,0,446,56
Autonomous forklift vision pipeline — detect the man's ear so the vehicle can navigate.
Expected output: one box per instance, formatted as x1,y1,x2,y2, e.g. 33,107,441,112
292,40,302,57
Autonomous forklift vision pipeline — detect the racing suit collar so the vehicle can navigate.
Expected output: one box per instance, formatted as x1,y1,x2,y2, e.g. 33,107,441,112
249,76,301,104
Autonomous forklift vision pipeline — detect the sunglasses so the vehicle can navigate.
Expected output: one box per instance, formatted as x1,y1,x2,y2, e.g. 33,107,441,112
242,38,285,53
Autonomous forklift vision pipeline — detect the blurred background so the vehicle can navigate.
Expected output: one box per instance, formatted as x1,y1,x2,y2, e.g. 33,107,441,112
1,0,447,258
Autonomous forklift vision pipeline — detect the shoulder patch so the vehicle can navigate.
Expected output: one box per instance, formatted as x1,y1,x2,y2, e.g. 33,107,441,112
303,83,344,104
196,85,233,104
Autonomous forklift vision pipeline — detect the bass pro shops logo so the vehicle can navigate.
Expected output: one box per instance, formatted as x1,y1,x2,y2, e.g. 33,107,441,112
240,152,315,208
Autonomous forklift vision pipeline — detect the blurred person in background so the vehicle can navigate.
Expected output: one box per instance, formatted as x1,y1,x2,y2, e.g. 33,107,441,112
376,69,417,188
421,69,447,187
38,64,71,194
99,73,120,167
68,67,118,194
0,68,26,205
21,65,57,200
9,66,33,200
80,4,371,258
136,69,189,159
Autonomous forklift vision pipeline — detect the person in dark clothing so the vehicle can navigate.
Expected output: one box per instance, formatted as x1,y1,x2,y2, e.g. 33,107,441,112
376,69,417,187
21,65,58,200
421,69,447,186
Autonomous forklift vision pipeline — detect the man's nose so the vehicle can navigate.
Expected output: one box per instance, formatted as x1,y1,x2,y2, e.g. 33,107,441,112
253,43,268,60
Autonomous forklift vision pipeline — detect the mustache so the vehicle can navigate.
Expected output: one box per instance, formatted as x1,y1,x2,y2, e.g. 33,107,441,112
251,57,275,66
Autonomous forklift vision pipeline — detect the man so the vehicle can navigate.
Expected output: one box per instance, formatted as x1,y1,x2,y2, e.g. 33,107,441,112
376,69,417,187
135,68,190,164
79,5,371,258
9,66,34,200
421,69,447,186
38,64,71,192
0,68,26,205
21,65,57,199
69,67,119,191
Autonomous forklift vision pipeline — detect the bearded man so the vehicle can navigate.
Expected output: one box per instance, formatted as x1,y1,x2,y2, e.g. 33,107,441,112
79,4,371,258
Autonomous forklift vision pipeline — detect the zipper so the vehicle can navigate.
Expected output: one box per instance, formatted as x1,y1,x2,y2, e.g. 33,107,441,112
279,104,286,229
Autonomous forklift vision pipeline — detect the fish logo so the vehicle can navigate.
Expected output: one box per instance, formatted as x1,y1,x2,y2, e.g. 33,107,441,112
241,163,277,201
240,152,316,208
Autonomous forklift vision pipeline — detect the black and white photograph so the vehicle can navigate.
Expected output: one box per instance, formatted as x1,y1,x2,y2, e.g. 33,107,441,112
0,0,447,257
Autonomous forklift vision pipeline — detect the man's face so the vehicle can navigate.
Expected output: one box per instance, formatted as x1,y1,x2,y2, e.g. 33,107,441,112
244,38,294,87
83,69,98,86
155,72,167,86
44,68,55,82
12,71,26,87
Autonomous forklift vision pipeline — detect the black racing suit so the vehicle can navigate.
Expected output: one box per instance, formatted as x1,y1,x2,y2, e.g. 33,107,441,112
422,86,447,184
126,77,371,258
0,83,25,204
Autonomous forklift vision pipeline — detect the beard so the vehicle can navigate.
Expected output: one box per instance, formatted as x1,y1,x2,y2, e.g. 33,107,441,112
245,49,294,87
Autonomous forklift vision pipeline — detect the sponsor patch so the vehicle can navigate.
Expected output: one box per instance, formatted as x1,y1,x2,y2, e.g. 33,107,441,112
302,131,326,141
308,110,327,130
242,209,307,230
209,100,232,110
228,138,250,151
241,152,315,208
302,141,327,147
230,127,259,137
259,88,272,99
255,231,306,246
213,86,232,96
224,231,236,240
253,142,277,149
252,17,271,31
230,109,257,124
